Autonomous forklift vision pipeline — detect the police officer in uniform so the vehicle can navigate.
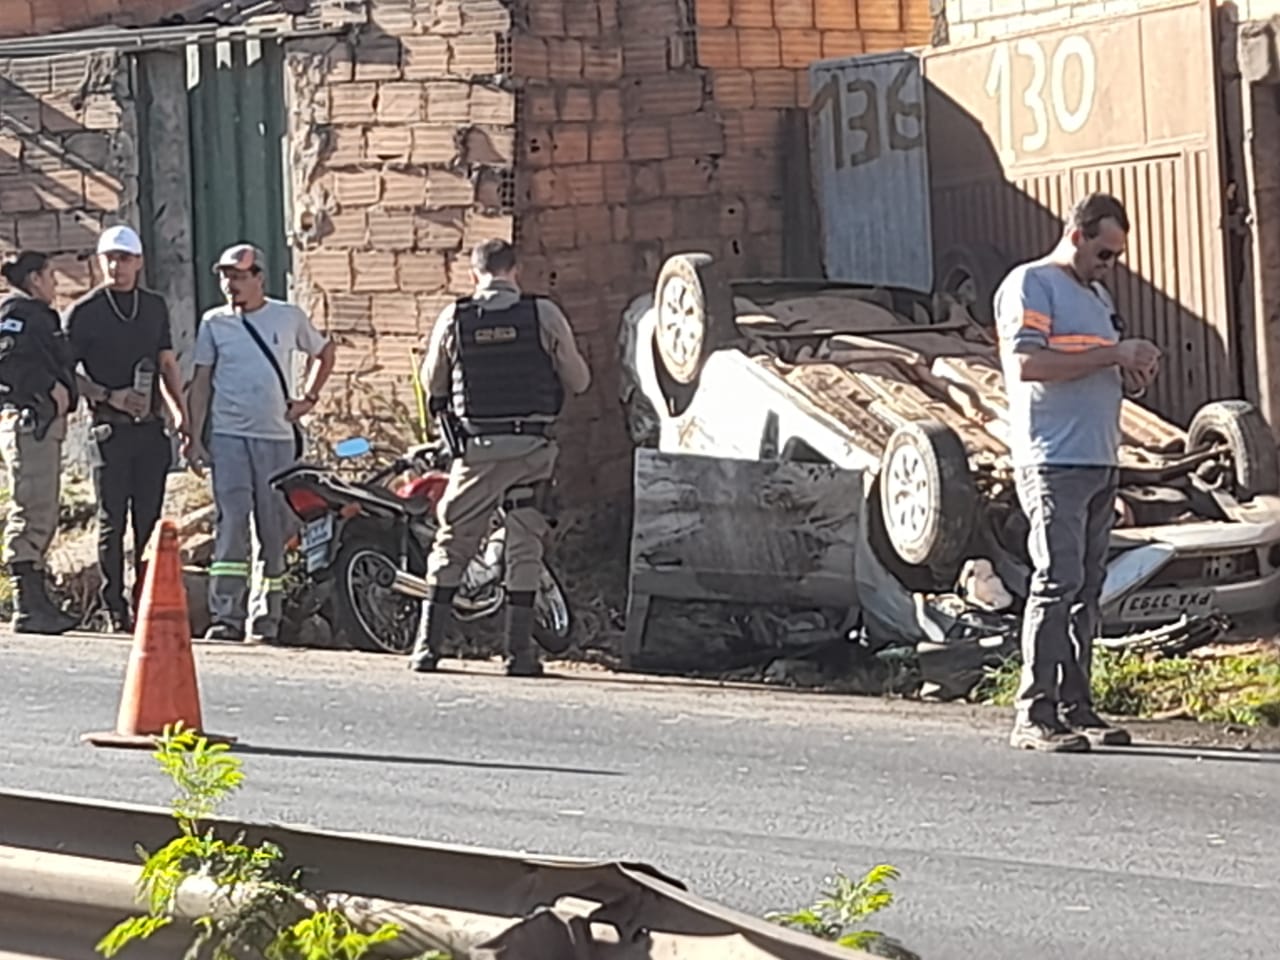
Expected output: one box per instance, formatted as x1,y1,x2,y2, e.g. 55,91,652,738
411,239,590,676
0,252,78,634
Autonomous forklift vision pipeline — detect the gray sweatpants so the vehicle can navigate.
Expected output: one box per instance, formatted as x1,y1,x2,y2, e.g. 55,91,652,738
208,433,297,638
1014,465,1119,725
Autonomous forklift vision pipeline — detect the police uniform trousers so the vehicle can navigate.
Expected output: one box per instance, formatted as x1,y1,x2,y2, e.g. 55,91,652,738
207,433,298,638
427,441,557,593
0,410,65,568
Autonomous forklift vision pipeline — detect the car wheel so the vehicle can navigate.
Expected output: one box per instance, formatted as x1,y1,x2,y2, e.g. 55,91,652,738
1187,399,1280,500
878,420,978,569
653,252,737,387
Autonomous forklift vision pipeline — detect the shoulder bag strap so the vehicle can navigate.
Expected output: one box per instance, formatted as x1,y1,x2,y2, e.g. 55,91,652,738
240,317,291,402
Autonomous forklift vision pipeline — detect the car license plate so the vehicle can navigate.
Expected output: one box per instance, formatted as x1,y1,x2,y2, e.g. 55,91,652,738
1118,587,1216,623
302,515,334,571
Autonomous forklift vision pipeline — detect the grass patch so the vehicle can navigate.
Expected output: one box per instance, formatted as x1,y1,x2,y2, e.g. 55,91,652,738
978,648,1280,726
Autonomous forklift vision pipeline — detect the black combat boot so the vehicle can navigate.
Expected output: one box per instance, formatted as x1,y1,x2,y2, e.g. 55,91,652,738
10,561,77,635
410,586,454,673
504,592,542,677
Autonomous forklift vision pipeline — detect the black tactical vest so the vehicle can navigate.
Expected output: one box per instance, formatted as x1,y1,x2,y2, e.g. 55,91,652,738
450,295,564,431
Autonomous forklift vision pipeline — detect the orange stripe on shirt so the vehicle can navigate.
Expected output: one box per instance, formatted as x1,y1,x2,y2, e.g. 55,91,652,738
1021,310,1051,333
1048,333,1116,352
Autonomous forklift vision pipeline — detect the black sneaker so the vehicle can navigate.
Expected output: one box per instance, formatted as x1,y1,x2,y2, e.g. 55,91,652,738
506,651,544,678
1009,719,1091,753
1064,706,1132,746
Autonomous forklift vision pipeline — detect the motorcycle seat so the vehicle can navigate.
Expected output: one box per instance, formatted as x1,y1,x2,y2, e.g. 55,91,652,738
357,482,433,517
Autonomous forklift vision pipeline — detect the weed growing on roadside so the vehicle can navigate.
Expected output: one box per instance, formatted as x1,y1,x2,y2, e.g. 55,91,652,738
95,723,445,960
978,648,1280,726
767,865,917,958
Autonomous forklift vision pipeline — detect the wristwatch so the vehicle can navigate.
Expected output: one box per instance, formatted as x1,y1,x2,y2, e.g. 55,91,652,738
304,392,320,404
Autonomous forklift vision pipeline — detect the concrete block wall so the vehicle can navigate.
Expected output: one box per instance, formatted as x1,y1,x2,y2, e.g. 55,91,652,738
284,0,518,422
0,51,138,307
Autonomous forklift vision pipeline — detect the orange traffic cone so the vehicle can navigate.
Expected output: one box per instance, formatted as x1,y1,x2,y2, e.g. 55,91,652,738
83,520,235,749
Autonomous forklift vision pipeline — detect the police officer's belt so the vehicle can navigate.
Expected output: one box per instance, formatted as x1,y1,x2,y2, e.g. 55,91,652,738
463,420,551,438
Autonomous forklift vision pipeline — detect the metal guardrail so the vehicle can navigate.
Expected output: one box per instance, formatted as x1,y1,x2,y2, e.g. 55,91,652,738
0,789,867,960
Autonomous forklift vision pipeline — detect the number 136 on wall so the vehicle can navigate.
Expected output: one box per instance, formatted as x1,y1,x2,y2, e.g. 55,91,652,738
984,34,1097,158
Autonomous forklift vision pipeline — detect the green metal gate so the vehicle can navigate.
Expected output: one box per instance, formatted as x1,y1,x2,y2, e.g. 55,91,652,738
186,38,290,314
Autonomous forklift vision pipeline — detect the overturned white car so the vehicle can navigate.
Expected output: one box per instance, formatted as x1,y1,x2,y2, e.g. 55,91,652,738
620,253,1280,641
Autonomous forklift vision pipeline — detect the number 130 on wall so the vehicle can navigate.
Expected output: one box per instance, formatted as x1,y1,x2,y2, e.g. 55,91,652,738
984,33,1097,157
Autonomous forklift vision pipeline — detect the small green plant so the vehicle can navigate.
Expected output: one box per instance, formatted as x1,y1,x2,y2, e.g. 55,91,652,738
978,648,1280,726
768,865,916,957
96,722,415,960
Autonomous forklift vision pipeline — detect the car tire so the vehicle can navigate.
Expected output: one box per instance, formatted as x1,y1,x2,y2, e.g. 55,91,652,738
936,244,1009,330
878,419,978,569
1187,399,1280,500
652,252,737,388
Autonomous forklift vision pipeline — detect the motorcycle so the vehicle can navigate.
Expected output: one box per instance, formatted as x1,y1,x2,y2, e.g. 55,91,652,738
269,437,574,656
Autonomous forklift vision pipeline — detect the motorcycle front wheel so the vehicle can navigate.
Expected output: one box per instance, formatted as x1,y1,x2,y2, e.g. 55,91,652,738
532,566,574,655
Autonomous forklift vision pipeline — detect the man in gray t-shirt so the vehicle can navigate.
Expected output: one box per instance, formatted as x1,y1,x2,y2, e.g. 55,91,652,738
187,244,336,642
994,194,1161,753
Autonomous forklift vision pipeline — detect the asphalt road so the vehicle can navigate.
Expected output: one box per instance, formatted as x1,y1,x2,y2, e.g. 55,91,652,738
2,633,1279,960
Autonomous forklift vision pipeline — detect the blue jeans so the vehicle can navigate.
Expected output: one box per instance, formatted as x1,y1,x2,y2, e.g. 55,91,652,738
1014,465,1119,724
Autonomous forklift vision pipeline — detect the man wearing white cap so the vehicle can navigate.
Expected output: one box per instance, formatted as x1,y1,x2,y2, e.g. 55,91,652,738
63,224,190,632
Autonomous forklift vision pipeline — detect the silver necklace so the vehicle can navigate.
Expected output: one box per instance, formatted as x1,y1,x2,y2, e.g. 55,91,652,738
105,287,138,322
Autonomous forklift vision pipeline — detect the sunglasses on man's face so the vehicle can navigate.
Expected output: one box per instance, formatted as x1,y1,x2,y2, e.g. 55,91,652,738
1097,247,1124,263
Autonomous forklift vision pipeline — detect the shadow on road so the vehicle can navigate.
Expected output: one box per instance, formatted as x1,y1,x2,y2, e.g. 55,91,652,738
230,742,623,777
1102,744,1280,765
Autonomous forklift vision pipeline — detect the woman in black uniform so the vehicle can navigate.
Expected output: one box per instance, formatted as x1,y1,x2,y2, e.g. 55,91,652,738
0,251,78,634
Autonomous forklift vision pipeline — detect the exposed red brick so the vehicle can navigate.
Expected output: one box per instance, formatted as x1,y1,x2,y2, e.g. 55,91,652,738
329,83,378,124
367,126,413,160
625,120,670,161
712,70,755,108
377,83,425,123
536,207,577,251
397,251,449,292
696,0,732,27
417,209,466,249
774,0,815,28
564,0,600,36
738,29,782,67
525,87,558,123
525,0,565,36
372,293,420,336
352,257,399,293
328,294,374,333
547,39,585,81
590,123,625,163
425,81,471,123
562,163,606,205
595,89,623,123
512,34,550,78
402,36,449,79
470,86,515,124
575,205,613,245
450,34,499,75
602,164,630,205
627,74,706,118
858,0,901,31
551,124,591,165
368,209,417,250
814,0,857,30
17,213,59,250
303,249,353,291
35,169,85,210
668,113,727,157
780,28,823,67
460,0,511,31
327,126,365,165
381,168,428,206
412,124,460,165
821,30,864,57
732,0,774,27
325,209,368,248
631,201,676,241
736,109,786,148
753,70,798,108
527,168,567,206
583,41,624,82
621,36,669,76
463,126,515,164
428,169,475,206
697,29,739,69
464,211,514,246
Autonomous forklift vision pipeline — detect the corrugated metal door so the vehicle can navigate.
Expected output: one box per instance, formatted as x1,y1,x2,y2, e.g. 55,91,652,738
922,0,1233,425
808,51,933,293
186,37,290,314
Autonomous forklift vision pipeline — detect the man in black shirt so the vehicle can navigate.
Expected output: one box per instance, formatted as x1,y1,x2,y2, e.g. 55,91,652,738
64,226,191,632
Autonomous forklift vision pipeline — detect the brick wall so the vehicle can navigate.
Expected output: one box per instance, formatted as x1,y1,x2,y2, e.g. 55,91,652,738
0,0,201,38
510,0,935,501
284,0,518,435
0,51,137,307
